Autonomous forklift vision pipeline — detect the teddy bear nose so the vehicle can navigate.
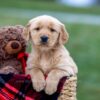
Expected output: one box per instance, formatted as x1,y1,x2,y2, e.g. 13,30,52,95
11,42,19,49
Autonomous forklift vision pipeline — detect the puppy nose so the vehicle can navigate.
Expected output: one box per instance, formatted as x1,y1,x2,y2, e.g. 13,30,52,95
11,42,19,49
41,35,48,43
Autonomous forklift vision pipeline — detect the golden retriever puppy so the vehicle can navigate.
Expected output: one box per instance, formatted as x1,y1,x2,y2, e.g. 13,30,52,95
24,15,78,95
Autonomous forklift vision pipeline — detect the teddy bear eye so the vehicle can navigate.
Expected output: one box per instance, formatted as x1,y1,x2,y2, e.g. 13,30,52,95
34,27,40,31
50,28,56,32
5,35,11,40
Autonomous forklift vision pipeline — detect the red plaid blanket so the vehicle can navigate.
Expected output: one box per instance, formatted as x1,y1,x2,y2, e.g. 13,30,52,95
0,74,67,100
0,52,67,100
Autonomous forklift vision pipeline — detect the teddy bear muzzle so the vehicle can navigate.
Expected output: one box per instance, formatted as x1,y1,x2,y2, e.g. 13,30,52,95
5,41,22,54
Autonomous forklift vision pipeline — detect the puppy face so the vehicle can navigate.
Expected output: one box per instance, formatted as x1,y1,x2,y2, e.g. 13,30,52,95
24,15,69,50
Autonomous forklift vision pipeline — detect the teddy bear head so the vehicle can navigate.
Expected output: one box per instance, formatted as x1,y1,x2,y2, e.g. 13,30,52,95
0,25,26,60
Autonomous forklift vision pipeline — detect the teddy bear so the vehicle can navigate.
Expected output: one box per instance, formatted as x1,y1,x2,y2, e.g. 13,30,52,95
0,25,27,74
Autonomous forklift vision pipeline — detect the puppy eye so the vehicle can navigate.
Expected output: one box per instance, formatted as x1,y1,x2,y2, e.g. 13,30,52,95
34,27,40,31
50,28,56,32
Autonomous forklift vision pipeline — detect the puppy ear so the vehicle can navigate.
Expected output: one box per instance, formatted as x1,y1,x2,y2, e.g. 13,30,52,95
59,24,69,44
23,23,30,41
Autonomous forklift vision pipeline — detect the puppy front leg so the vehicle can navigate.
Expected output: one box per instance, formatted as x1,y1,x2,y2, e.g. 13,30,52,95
26,68,46,92
45,69,68,95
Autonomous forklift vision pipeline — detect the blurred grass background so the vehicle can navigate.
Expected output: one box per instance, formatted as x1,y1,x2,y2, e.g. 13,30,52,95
0,0,100,100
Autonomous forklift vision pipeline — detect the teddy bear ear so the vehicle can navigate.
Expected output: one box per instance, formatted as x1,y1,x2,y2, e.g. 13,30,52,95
23,23,30,41
15,25,24,33
59,24,69,44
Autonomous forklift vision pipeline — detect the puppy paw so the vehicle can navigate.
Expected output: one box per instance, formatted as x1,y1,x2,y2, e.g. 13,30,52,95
32,77,46,92
45,79,57,95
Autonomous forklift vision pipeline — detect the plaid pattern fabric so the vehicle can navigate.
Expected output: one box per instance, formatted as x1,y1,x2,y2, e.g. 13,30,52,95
0,52,67,100
0,74,67,100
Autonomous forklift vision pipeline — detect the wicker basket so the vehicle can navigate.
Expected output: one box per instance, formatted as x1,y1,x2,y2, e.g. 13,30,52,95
58,75,77,100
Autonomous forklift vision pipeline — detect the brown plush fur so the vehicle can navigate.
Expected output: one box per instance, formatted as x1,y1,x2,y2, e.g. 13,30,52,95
0,25,26,74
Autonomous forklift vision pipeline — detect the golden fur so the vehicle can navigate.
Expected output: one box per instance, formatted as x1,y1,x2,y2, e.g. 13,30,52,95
24,15,78,95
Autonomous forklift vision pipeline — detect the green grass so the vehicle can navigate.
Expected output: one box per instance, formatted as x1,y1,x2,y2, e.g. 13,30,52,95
0,15,28,26
0,0,100,99
0,0,100,15
65,24,100,100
